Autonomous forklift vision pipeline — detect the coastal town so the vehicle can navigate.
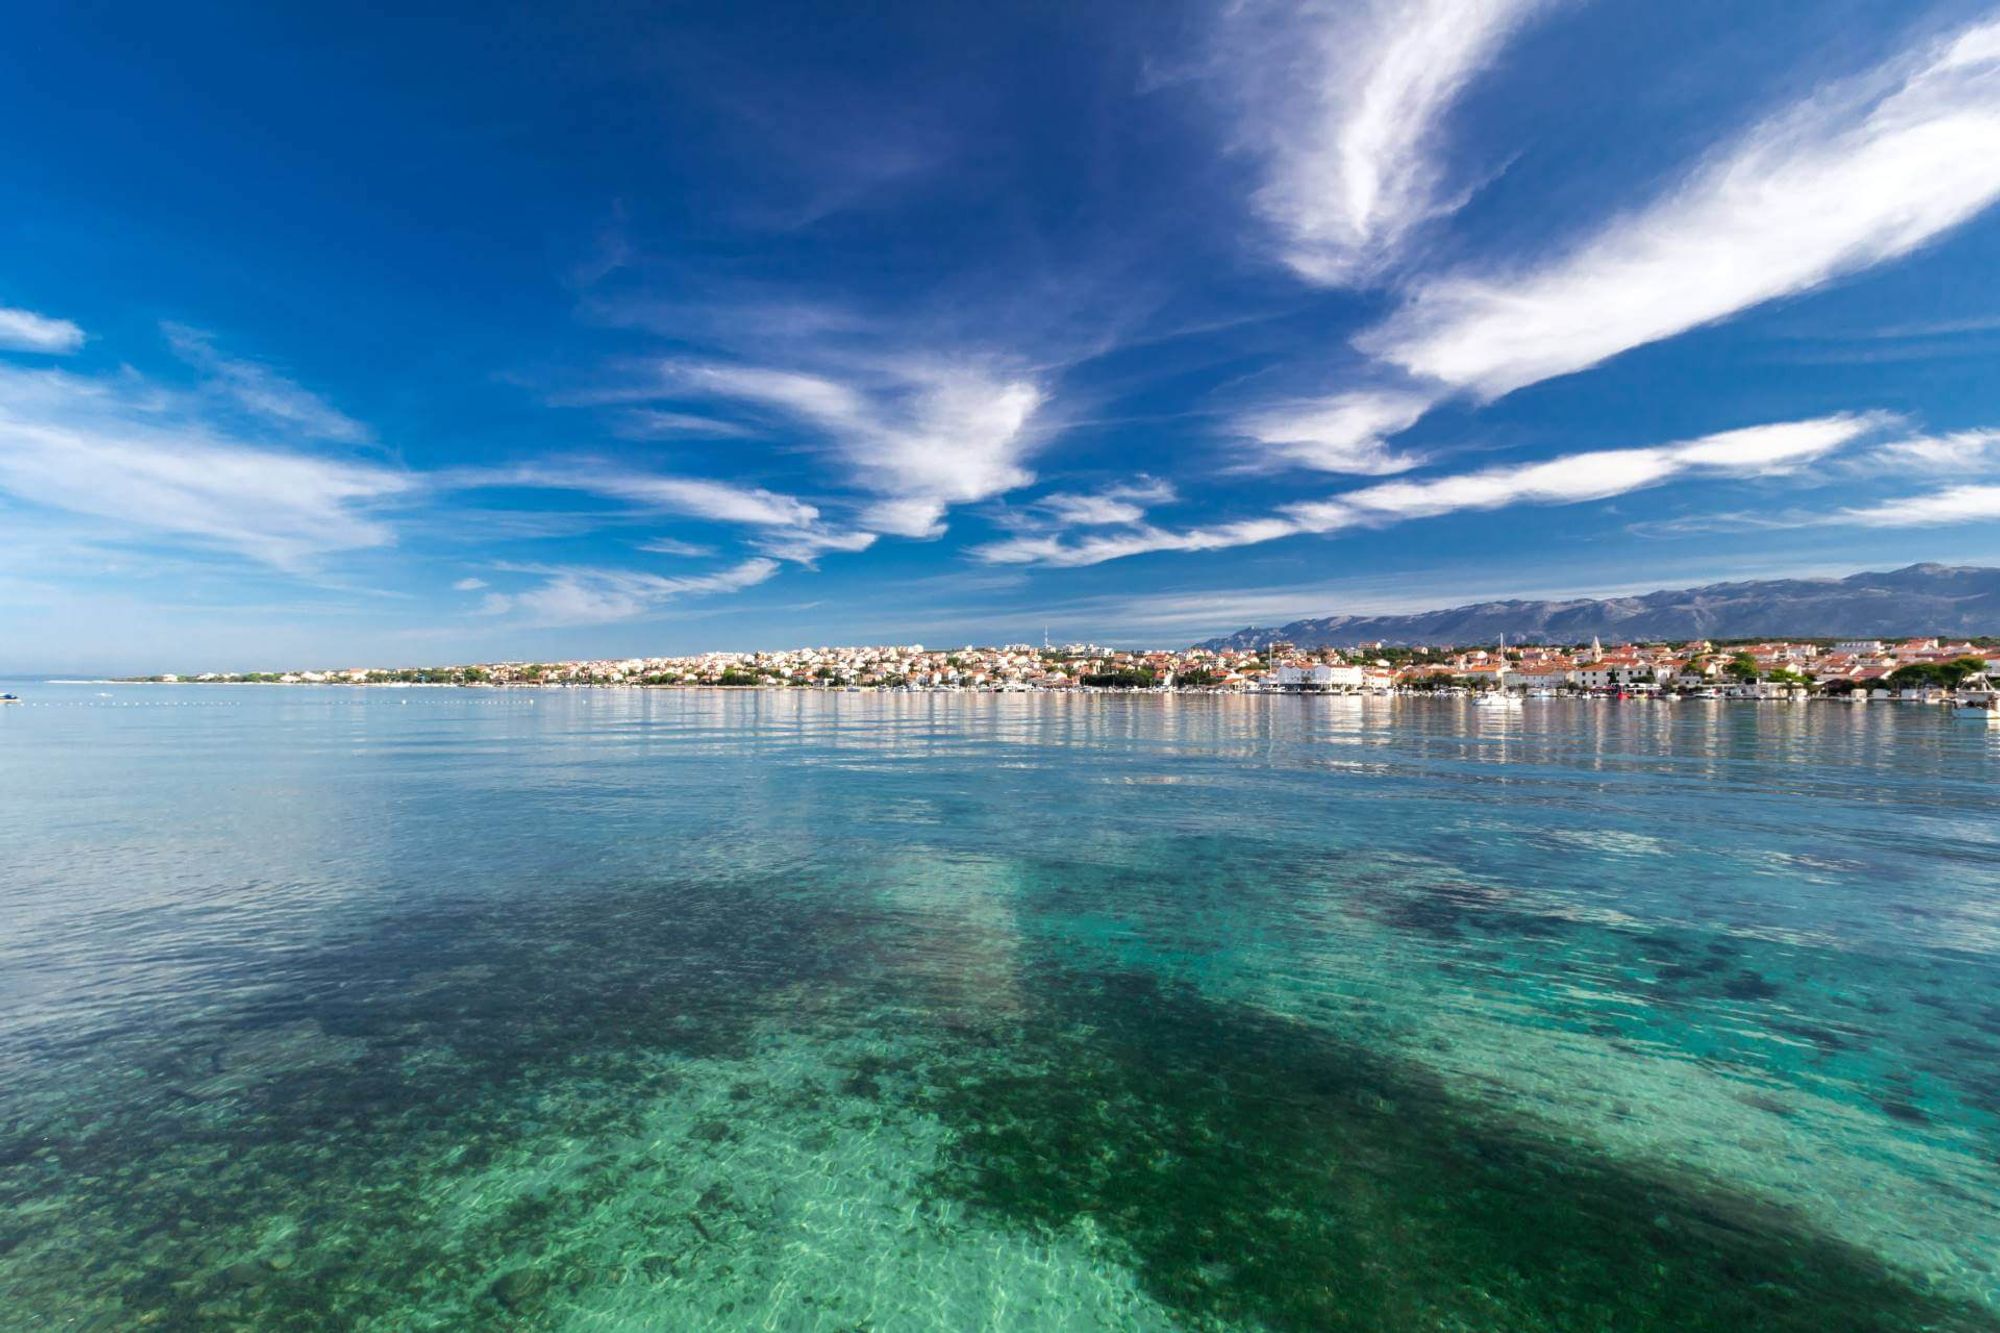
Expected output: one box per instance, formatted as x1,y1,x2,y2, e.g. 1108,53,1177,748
131,634,2000,701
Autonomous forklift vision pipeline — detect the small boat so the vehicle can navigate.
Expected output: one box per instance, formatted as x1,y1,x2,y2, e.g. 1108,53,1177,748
1954,697,2000,721
1474,692,1523,710
0,693,19,704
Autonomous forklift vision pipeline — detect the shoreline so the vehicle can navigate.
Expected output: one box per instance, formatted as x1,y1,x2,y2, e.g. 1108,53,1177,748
26,678,1986,705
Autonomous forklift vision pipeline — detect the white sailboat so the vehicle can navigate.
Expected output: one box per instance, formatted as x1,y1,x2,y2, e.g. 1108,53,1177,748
1476,633,1522,707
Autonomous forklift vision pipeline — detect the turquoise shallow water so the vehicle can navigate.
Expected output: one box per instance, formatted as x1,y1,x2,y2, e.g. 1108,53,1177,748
3,685,1999,1329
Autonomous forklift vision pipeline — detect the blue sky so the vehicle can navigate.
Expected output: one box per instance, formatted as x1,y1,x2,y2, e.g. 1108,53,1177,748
6,0,2000,672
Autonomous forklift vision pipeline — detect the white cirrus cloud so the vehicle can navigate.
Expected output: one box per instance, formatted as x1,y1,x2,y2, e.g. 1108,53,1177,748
451,577,488,591
0,363,411,570
481,557,781,626
1840,483,2000,527
1236,388,1436,473
1029,477,1177,528
162,323,372,444
1362,17,2000,399
574,471,818,528
1305,414,1875,522
616,409,759,440
972,516,1307,569
973,414,1881,568
1868,428,2000,473
1220,0,1555,285
0,305,85,354
637,536,719,558
446,464,866,568
452,462,819,529
753,526,879,565
664,358,1047,538
678,363,874,429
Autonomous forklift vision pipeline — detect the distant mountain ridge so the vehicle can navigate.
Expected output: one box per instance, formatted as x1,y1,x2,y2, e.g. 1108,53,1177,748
1193,564,2000,651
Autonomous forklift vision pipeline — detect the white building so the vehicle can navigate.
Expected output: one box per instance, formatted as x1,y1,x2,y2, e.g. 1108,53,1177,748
1272,663,1364,691
1577,664,1658,690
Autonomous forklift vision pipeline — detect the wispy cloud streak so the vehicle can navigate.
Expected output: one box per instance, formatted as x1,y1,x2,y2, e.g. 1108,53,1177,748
753,526,878,565
481,557,780,625
0,364,410,569
450,462,819,528
0,306,85,354
1363,17,2000,398
1869,429,2000,474
974,414,1880,567
1235,389,1433,473
665,359,1046,538
1027,478,1177,528
163,323,373,443
1221,0,1553,284
1841,484,2000,527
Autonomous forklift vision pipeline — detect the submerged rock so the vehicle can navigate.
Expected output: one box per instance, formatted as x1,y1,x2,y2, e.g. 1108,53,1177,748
489,1267,546,1310
220,1261,264,1289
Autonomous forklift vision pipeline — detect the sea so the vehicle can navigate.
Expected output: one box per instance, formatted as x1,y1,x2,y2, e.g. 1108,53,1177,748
2,683,1998,1330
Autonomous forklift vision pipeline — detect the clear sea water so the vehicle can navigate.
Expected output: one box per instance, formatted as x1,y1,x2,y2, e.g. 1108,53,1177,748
3,684,1999,1330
